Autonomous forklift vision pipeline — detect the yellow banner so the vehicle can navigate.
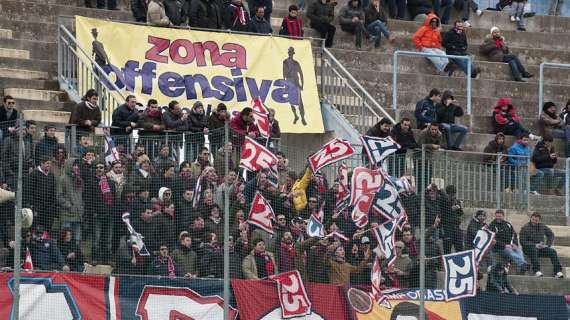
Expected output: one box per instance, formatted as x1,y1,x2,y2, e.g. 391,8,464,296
75,16,323,133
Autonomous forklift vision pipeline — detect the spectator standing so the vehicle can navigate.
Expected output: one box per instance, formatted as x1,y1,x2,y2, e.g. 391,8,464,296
139,99,164,154
454,0,483,27
268,108,281,140
489,209,530,274
188,101,208,161
364,0,395,49
415,88,441,129
164,0,187,26
279,231,297,272
163,100,189,132
492,97,539,140
366,117,392,138
0,96,18,143
392,241,412,288
540,101,570,158
131,0,148,22
35,125,60,165
406,0,432,22
249,0,272,21
189,0,223,29
385,0,406,19
433,0,452,25
225,0,250,32
479,27,533,82
390,118,417,177
436,90,467,150
200,233,224,277
112,95,140,136
338,0,368,50
507,134,542,194
150,244,180,276
25,158,57,233
442,20,480,78
279,5,304,38
230,107,260,145
325,244,370,285
2,120,36,186
486,263,518,294
249,6,272,34
242,239,277,279
465,210,487,250
147,0,172,26
70,89,101,133
416,123,442,190
307,0,337,48
57,159,84,242
519,213,564,278
412,14,450,74
442,185,464,254
532,135,564,195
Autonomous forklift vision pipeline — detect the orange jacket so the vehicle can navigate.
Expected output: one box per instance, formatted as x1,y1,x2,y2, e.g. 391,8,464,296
412,13,442,50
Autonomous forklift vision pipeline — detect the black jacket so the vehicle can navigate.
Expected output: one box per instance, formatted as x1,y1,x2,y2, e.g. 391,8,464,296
189,0,223,29
442,28,468,56
164,0,186,25
111,104,140,134
465,218,486,249
307,0,335,26
249,16,272,34
519,222,555,247
188,111,207,133
0,106,18,137
436,103,464,124
391,123,418,153
489,219,518,251
532,140,557,169
224,3,250,31
407,0,432,18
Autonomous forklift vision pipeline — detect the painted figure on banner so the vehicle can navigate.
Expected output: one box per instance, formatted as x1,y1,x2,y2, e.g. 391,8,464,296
283,46,306,126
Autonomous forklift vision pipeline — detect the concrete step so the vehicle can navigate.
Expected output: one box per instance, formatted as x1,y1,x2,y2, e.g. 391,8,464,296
0,68,49,80
21,110,71,124
0,1,133,24
0,28,12,39
0,76,60,91
3,88,67,102
0,38,57,61
0,56,57,76
0,47,29,59
11,98,73,112
0,18,59,42
23,0,80,6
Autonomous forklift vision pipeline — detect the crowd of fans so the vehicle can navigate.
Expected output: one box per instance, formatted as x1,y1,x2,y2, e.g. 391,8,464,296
0,91,565,290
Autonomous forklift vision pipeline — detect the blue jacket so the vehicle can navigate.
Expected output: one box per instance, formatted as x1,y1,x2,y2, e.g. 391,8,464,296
507,141,530,166
415,97,437,129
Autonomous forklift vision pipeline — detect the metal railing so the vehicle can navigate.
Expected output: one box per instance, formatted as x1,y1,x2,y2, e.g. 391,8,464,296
392,50,472,124
57,20,126,126
319,48,394,134
538,62,570,117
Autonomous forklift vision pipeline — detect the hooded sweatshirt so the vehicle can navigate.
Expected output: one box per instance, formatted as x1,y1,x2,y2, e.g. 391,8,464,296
483,133,508,163
492,98,520,133
412,14,442,50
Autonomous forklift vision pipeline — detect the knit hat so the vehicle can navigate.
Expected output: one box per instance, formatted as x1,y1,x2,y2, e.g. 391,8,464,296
490,26,500,34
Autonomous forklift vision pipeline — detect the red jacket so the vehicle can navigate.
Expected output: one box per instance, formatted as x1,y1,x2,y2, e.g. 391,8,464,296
230,114,260,137
412,13,442,50
493,97,520,125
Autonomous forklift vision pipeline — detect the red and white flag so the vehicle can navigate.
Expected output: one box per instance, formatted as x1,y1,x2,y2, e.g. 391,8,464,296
371,255,391,308
308,138,355,173
351,194,373,228
335,162,350,208
23,247,33,271
269,270,312,318
247,192,275,234
326,231,349,242
240,136,278,172
251,96,270,114
253,111,271,138
349,167,385,207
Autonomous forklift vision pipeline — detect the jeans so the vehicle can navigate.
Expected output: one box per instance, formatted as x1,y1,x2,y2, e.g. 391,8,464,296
440,123,468,149
366,20,391,48
503,53,528,80
455,0,479,20
507,165,543,192
298,0,305,10
523,245,562,274
510,1,525,18
538,168,565,190
421,48,449,72
499,246,527,272
550,127,570,157
340,21,367,48
385,0,407,19
433,0,453,24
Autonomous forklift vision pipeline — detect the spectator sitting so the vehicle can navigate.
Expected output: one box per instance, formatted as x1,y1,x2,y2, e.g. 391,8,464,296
140,99,164,135
479,27,533,82
489,209,530,274
532,134,564,196
150,244,180,276
225,0,250,32
492,97,539,140
392,241,412,288
465,210,488,250
486,263,518,294
442,20,480,78
540,101,570,158
366,117,392,138
339,0,368,50
406,0,432,22
27,228,70,272
70,89,101,133
58,228,84,272
306,0,336,48
436,90,467,150
111,95,140,135
509,0,528,31
163,100,189,131
417,122,443,152
483,132,508,163
507,134,542,194
519,212,564,278
415,88,441,129
325,244,370,285
364,0,395,49
189,0,223,29
412,14,450,75
147,0,172,26
242,238,277,279
279,5,304,38
454,0,483,27
249,6,272,34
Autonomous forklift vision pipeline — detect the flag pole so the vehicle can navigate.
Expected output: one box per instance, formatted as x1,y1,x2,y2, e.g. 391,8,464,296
12,114,24,320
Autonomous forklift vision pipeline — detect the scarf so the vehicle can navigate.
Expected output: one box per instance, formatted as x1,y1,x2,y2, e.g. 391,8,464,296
37,166,49,176
146,108,161,118
72,168,83,191
139,168,149,178
160,256,176,277
233,4,246,25
107,170,126,197
85,101,97,110
255,252,275,277
98,175,113,206
405,240,418,257
494,37,504,49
